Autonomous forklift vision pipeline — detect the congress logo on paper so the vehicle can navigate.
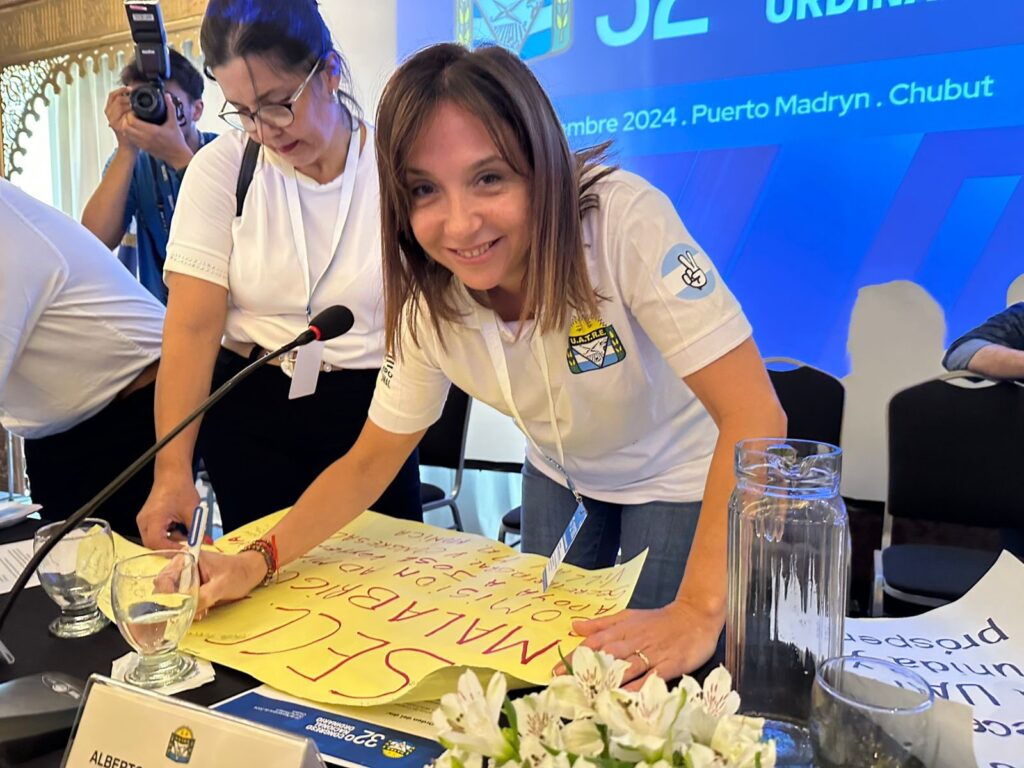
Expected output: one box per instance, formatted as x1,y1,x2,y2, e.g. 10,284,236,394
455,0,573,61
382,739,418,759
166,725,196,764
566,317,626,374
661,243,718,300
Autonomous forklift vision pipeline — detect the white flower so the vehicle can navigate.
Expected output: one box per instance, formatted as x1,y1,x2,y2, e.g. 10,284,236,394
433,671,515,762
523,750,572,768
432,749,484,768
431,657,774,768
725,738,776,768
513,691,603,759
547,646,631,718
680,742,719,768
665,675,703,753
560,719,604,758
712,716,775,768
690,667,742,745
701,667,741,718
597,674,684,763
635,760,673,768
517,735,550,766
513,690,564,743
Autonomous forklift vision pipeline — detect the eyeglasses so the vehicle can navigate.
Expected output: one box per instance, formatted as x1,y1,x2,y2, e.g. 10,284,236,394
217,59,321,132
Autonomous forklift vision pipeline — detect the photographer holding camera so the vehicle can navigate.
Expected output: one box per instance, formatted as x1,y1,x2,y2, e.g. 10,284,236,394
81,48,217,305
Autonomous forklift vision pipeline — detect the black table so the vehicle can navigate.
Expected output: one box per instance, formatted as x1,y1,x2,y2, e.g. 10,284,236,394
0,518,726,767
0,519,256,767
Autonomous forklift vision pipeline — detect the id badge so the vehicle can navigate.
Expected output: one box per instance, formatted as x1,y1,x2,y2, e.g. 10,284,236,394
287,341,325,400
542,501,588,591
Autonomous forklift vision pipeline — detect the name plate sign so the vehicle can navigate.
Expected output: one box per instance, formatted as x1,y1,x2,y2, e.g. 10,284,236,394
62,676,324,767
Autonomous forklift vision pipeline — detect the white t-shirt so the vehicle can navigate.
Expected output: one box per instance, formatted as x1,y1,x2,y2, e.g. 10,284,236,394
369,170,752,504
0,179,164,439
164,127,385,369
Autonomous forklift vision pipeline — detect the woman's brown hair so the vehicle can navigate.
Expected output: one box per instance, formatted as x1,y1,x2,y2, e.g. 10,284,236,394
375,43,613,354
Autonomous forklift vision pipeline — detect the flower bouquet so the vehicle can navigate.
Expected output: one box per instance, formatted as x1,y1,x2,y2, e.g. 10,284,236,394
432,647,776,768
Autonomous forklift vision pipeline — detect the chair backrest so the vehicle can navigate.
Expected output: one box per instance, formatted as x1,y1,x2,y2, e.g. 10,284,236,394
418,386,473,472
764,357,845,447
886,373,1024,527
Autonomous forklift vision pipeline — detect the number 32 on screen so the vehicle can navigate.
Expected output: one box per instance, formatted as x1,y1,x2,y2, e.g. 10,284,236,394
597,0,710,47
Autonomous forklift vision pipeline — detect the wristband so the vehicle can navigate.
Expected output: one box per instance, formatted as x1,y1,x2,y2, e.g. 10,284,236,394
240,536,278,587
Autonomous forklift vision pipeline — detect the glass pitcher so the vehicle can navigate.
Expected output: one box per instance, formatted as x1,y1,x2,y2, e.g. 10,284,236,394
726,438,849,766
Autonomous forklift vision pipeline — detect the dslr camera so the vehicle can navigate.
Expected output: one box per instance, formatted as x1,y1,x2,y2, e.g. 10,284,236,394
124,0,172,124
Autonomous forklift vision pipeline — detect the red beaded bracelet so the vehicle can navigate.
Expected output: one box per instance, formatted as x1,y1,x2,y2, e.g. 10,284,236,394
240,536,278,587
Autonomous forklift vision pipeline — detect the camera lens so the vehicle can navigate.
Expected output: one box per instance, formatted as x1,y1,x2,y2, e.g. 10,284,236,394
130,82,167,125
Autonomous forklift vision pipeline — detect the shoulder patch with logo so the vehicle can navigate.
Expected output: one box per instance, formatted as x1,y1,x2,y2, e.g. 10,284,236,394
566,317,626,374
660,243,717,300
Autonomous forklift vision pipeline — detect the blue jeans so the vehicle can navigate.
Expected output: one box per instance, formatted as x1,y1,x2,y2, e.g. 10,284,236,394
520,460,702,609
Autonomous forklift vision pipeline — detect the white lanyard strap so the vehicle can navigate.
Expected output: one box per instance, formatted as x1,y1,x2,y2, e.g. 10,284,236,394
283,125,361,320
479,311,582,503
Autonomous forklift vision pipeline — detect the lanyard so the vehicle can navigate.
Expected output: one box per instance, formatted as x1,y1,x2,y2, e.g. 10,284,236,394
282,126,360,321
150,132,207,237
478,309,583,504
148,155,174,237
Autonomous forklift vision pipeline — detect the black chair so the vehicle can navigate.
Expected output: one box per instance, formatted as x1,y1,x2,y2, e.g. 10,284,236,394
419,386,472,531
764,357,845,447
459,458,523,547
872,372,1024,615
497,505,522,547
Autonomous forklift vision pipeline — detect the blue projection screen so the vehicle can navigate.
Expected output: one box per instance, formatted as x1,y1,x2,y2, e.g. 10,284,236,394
397,1,1024,375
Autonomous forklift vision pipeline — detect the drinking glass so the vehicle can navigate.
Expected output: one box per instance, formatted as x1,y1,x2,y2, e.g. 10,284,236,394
111,550,199,689
811,656,937,767
33,518,114,638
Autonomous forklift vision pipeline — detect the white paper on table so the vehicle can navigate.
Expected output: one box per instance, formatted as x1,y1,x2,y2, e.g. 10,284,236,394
845,551,1024,768
110,651,215,695
0,539,39,593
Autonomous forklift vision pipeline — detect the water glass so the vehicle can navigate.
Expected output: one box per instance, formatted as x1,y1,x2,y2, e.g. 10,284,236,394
811,656,937,767
111,550,199,689
34,518,114,638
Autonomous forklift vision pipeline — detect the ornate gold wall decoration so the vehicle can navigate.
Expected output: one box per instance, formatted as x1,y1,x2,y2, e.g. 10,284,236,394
1,56,66,176
0,0,205,68
0,0,204,176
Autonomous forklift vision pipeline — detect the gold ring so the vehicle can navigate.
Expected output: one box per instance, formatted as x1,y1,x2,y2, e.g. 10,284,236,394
633,649,651,669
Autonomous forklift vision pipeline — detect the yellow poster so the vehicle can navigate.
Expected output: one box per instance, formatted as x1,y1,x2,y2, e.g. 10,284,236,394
107,511,645,707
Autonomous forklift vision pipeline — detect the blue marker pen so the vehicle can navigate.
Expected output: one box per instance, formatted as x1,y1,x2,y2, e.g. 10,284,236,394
187,501,208,566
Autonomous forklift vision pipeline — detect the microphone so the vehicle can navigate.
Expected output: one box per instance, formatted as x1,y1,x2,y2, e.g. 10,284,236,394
293,305,354,346
0,305,355,662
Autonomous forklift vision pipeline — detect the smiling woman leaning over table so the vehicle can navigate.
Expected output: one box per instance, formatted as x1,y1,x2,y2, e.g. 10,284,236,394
194,42,786,689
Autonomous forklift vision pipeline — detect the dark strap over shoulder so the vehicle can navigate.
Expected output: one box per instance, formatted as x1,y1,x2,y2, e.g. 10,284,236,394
235,138,261,217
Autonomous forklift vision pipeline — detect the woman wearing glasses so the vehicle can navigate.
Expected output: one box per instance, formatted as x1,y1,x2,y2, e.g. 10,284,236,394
135,0,422,547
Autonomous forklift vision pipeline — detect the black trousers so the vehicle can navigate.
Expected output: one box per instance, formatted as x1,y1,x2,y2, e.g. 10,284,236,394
23,383,157,538
199,348,422,534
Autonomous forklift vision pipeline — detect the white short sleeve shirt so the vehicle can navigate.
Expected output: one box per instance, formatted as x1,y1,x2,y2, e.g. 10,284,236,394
369,171,752,504
0,179,164,439
164,128,386,369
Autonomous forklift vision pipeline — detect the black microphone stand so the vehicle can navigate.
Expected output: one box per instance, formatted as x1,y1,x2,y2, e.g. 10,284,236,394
0,335,309,662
